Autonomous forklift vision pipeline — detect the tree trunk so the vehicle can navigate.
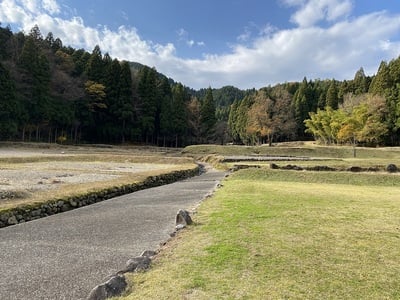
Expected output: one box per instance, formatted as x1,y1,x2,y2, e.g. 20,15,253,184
21,126,25,142
121,120,126,144
36,126,40,142
48,127,52,143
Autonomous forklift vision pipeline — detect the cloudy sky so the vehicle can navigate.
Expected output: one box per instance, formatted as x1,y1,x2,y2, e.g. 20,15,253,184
1,0,400,89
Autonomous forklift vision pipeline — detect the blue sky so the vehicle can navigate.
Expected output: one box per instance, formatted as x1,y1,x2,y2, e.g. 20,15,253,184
69,0,293,58
1,0,400,89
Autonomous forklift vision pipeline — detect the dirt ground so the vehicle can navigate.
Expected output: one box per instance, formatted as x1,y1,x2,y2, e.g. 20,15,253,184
0,146,183,202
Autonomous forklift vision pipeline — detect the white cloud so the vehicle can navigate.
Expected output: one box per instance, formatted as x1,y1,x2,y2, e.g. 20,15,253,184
0,0,400,90
15,0,59,15
121,10,129,22
42,0,59,14
0,0,32,25
170,10,400,88
259,24,277,37
288,0,353,27
177,28,187,38
237,22,272,43
237,27,252,42
176,27,204,49
20,0,39,14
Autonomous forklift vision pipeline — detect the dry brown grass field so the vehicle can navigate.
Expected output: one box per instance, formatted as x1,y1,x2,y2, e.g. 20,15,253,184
0,143,196,211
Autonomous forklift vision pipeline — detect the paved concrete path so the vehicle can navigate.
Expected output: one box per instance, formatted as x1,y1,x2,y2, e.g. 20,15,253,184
0,168,226,300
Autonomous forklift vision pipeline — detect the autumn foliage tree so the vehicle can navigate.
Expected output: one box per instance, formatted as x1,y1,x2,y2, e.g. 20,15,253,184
246,93,273,144
305,94,388,146
187,96,202,144
229,87,295,145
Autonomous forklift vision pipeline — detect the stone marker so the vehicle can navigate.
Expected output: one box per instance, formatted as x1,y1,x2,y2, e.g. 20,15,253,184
386,164,398,173
140,250,157,258
87,275,127,300
176,209,192,227
119,256,152,274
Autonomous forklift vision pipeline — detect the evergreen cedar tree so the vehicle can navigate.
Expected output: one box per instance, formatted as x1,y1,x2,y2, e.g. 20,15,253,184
1,24,400,146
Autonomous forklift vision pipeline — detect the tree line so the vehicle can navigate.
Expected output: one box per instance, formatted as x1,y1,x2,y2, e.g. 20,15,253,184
228,60,400,146
1,24,400,146
303,61,400,146
0,24,222,146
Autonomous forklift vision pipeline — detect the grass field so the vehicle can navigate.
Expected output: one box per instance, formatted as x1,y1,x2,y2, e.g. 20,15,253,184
3,143,400,298
183,142,400,159
116,145,400,300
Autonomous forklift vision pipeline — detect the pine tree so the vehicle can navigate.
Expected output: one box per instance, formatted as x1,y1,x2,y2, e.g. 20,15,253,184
200,87,216,140
293,77,313,137
86,45,104,82
187,96,202,144
71,49,90,76
104,58,121,108
369,61,392,95
388,57,400,86
33,53,51,123
236,95,255,144
118,61,134,143
101,57,122,142
159,77,173,146
18,37,37,73
45,32,55,49
18,36,51,140
171,83,188,147
228,99,240,143
0,62,19,139
326,79,339,109
137,66,158,143
29,25,43,43
384,84,400,145
0,24,12,59
353,67,369,94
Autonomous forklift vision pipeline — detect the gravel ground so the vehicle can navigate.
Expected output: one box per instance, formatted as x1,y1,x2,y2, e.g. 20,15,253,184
0,148,178,201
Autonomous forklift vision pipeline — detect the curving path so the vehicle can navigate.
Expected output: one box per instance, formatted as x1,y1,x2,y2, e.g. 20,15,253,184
0,167,226,300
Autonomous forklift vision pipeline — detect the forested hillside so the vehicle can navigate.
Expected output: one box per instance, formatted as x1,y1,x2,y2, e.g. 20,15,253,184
0,25,222,146
1,24,400,146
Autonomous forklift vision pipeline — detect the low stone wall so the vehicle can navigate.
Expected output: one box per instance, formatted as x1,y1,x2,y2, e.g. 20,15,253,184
0,166,200,228
269,163,398,173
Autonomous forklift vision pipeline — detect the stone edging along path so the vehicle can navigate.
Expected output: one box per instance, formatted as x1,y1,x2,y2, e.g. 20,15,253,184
87,210,196,300
0,165,200,228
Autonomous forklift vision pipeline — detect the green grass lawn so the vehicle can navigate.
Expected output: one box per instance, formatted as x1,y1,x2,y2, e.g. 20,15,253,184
183,143,400,159
117,168,400,299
